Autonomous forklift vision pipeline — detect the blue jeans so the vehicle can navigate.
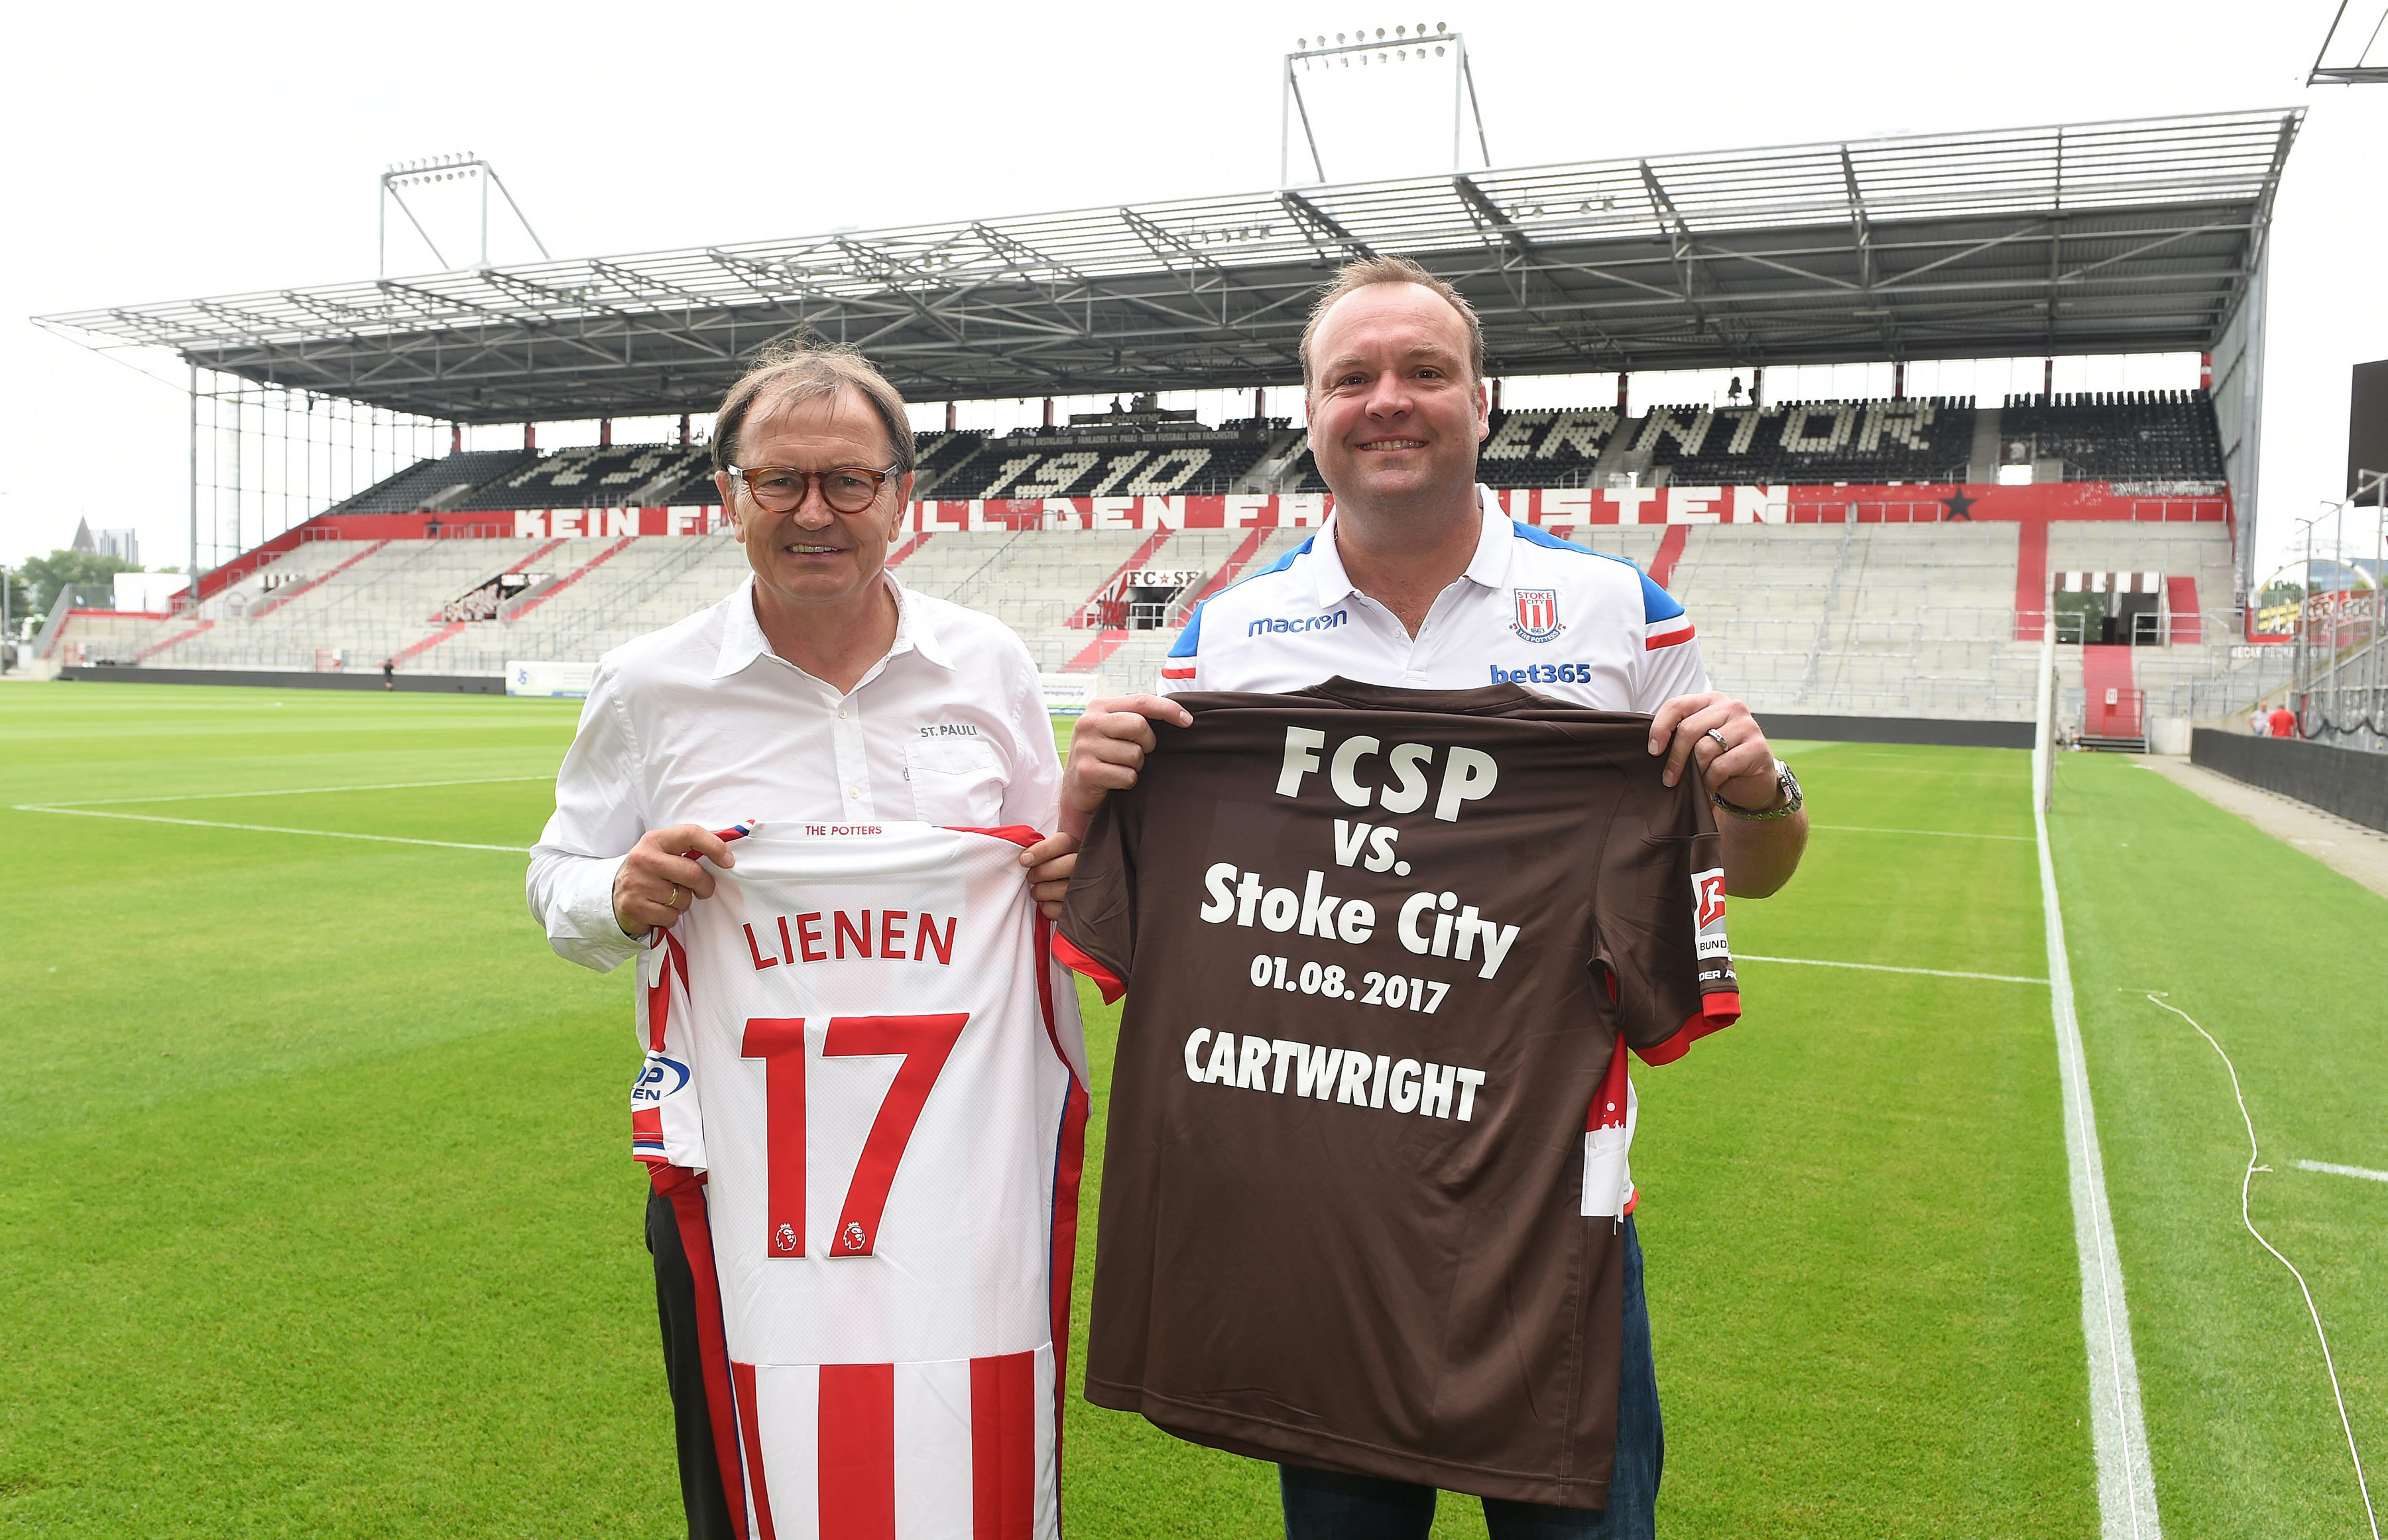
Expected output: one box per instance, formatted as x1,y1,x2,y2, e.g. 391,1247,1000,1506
1278,1215,1662,1540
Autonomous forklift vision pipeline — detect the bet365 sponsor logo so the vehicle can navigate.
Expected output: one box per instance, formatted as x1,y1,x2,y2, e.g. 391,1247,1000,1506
1490,662,1594,685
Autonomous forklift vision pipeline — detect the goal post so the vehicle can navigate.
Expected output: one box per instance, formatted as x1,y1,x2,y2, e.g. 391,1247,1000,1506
2033,578,2059,814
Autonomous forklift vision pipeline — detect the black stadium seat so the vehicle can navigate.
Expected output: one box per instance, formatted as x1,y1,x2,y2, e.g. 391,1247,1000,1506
1648,397,1975,485
451,444,712,510
331,449,537,512
1998,389,2223,482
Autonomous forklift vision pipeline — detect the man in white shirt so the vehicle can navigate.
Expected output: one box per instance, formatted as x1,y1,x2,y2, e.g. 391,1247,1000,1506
1055,257,1808,1539
528,343,1063,1537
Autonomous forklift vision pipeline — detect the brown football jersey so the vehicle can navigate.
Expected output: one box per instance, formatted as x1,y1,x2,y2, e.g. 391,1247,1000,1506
1055,678,1739,1509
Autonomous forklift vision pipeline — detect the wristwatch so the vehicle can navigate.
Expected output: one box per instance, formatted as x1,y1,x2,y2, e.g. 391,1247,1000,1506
1713,758,1802,821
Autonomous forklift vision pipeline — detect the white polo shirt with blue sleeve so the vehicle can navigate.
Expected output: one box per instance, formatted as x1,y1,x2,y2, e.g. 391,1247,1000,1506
1160,485,1708,711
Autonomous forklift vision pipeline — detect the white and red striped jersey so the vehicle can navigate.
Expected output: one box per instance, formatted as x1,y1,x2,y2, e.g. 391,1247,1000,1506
634,820,1090,1540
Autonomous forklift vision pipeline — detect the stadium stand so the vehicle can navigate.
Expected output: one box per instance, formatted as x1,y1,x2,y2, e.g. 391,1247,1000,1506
451,444,711,510
1474,408,1622,488
1998,390,2224,483
929,428,1277,499
87,512,2234,731
67,392,2250,733
1641,398,1976,487
329,449,536,513
1279,400,1968,491
273,392,2220,518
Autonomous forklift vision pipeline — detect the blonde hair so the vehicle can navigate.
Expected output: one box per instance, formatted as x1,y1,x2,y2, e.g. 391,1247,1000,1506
709,339,917,475
1298,255,1485,395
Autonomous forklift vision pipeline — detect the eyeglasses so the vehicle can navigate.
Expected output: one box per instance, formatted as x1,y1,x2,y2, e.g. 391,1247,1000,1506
728,464,902,515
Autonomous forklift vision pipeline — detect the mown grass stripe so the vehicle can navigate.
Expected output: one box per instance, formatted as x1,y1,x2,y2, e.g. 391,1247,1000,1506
15,804,527,853
30,775,554,807
2295,1159,2388,1185
1737,953,2048,984
1811,823,2033,842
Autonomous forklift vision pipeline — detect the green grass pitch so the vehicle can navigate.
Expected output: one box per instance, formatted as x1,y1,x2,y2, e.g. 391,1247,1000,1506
1,685,2378,1537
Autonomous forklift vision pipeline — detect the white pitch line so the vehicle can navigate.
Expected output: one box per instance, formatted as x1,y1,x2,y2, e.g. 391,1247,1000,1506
2297,1159,2388,1186
25,774,552,808
1811,823,2035,842
2148,996,2378,1540
15,805,525,853
2041,766,2162,1539
1736,953,2048,984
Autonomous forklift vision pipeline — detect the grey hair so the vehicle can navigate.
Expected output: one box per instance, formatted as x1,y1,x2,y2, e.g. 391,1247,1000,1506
709,339,917,475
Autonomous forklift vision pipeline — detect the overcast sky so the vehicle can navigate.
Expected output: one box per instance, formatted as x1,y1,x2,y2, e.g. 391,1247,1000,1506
3,0,2383,579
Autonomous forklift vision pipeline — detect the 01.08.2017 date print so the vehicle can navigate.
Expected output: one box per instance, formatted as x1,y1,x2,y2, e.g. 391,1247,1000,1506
1246,953,1450,1014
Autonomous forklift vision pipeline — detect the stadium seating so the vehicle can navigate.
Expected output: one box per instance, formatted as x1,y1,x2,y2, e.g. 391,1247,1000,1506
331,449,537,512
451,444,711,510
298,393,2218,523
1474,408,1621,487
929,430,1275,499
1643,398,1976,486
76,510,2244,733
73,390,2252,731
1998,390,2224,483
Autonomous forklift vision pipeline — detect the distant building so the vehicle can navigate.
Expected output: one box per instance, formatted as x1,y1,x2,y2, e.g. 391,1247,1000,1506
70,519,140,565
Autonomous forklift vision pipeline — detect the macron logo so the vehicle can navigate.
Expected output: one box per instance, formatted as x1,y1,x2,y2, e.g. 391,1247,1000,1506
1248,611,1348,638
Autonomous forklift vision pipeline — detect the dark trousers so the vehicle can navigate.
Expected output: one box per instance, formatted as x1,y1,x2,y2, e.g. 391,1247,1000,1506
1279,1215,1663,1540
647,1189,739,1540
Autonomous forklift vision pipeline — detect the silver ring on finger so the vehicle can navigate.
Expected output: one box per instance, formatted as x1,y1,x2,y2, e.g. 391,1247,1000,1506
1706,727,1730,752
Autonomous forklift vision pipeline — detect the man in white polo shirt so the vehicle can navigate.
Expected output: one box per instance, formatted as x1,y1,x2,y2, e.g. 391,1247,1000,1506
1053,257,1807,1539
529,343,1065,1537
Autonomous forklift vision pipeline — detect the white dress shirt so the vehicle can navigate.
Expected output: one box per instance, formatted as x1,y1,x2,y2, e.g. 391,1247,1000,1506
528,572,1063,972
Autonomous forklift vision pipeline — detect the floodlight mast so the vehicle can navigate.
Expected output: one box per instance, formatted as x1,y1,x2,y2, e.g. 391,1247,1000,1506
2309,0,2388,83
377,152,551,275
1279,23,1492,186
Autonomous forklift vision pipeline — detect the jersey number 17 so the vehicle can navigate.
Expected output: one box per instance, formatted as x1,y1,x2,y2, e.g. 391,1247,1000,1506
740,1014,970,1260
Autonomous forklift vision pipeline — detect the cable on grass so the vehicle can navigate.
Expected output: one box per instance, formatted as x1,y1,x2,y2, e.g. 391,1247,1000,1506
2145,992,2379,1540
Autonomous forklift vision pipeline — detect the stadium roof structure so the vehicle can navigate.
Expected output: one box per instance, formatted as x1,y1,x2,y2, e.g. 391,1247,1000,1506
37,109,2301,422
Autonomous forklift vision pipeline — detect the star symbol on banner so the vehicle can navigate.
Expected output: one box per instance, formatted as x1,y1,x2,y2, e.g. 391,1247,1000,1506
1941,489,1978,521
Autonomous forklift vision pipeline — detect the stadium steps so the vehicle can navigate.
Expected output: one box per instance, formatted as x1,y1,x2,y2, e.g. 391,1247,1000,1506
483,536,591,618
248,540,392,619
1647,527,1688,590
886,532,933,568
1065,531,1175,628
1181,530,1272,608
2078,644,2146,749
504,537,638,622
134,619,213,664
1063,628,1131,673
1966,406,2003,484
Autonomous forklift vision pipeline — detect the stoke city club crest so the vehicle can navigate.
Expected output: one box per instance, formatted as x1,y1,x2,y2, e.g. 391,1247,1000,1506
1510,587,1565,642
